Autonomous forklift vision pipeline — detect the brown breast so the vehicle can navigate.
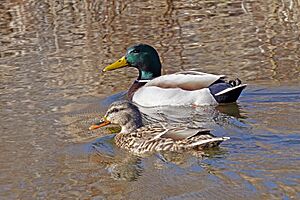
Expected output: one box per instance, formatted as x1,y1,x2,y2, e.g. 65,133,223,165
127,81,147,100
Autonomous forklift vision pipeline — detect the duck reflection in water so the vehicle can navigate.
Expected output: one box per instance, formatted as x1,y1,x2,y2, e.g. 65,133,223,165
90,137,228,181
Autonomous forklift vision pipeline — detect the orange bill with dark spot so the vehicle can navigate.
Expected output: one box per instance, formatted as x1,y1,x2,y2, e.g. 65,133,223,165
89,118,111,130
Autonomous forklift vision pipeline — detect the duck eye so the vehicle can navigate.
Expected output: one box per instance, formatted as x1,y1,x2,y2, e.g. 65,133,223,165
111,108,119,113
132,49,140,54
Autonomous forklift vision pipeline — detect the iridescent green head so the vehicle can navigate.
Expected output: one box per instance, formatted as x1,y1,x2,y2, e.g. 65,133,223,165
103,44,162,80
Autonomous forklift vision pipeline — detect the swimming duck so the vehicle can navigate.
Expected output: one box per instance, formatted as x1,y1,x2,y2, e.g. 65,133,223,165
103,44,247,107
89,101,229,154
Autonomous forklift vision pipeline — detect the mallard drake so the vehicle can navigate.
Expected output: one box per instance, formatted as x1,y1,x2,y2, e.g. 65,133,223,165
102,44,247,107
89,101,230,154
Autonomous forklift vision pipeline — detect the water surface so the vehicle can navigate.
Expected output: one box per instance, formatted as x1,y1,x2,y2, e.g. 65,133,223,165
1,0,300,199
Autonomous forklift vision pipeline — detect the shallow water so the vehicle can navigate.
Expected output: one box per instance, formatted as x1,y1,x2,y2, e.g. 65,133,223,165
1,0,300,199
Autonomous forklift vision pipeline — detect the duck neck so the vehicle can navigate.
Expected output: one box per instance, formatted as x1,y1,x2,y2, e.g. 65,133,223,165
120,117,143,134
139,70,154,80
137,62,161,80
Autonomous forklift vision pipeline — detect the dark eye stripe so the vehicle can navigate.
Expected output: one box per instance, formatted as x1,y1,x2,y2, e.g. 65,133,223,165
112,108,119,113
107,107,125,115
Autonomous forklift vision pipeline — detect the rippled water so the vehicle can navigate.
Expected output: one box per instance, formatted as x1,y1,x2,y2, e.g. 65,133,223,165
1,0,300,199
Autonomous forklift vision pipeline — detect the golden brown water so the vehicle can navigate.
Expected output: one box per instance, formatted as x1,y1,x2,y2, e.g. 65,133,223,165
1,0,300,199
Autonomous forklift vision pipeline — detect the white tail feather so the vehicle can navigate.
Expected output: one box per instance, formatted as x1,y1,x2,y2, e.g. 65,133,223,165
187,137,230,148
215,84,247,96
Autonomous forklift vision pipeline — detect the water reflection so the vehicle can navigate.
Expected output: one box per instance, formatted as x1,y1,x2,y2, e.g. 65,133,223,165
89,134,229,182
138,102,247,131
1,0,300,199
90,135,144,182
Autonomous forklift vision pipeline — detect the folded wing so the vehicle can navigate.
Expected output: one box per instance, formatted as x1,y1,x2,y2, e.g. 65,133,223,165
145,71,225,91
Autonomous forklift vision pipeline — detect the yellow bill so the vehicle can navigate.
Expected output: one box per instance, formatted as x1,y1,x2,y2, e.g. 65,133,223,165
103,56,128,72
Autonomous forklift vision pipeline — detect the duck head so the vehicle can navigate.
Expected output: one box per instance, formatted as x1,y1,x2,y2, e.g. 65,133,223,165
89,101,143,134
103,44,162,80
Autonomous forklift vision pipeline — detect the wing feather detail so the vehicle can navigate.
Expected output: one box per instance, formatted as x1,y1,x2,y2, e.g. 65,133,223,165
145,71,225,90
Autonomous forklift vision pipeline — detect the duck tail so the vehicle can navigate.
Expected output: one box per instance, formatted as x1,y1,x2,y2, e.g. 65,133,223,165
188,137,230,149
209,79,247,103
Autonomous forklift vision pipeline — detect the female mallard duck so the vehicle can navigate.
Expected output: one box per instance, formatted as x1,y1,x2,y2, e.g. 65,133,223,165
103,44,247,107
89,101,229,154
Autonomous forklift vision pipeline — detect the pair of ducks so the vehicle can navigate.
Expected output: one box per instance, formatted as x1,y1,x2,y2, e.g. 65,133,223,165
90,44,246,154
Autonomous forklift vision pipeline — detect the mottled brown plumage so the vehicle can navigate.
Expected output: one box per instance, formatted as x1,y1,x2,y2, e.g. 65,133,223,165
89,101,230,154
